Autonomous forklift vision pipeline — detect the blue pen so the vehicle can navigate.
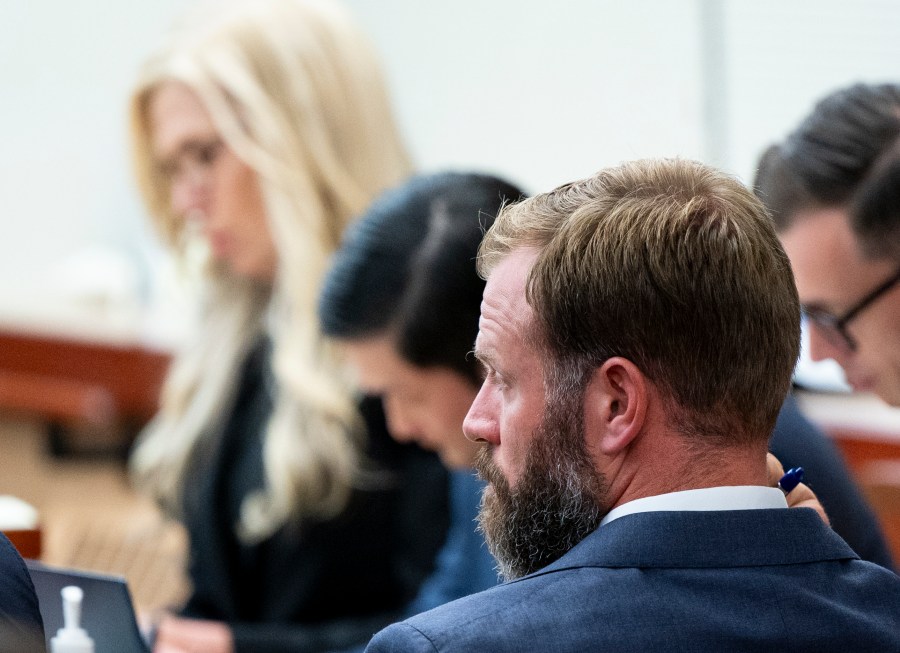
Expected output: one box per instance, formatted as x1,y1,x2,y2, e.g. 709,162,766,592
778,467,805,494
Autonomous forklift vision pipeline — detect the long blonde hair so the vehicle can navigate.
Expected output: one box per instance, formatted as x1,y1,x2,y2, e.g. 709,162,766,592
128,0,412,541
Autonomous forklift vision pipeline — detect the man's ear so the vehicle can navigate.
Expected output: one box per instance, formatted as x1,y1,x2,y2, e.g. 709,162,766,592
584,357,648,455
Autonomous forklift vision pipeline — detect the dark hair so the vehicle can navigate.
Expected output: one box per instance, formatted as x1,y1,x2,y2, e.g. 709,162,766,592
754,83,900,259
319,171,526,384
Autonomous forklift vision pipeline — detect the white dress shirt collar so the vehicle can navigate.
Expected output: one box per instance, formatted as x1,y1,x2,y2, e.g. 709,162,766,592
600,486,788,527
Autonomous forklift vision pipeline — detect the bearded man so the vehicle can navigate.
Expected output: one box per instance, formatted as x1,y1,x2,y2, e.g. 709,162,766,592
364,158,900,653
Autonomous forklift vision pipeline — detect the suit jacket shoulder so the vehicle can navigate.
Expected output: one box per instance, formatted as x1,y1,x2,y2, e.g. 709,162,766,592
367,509,900,653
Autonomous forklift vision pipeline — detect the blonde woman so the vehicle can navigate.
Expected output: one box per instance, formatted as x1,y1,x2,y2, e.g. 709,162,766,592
128,1,449,651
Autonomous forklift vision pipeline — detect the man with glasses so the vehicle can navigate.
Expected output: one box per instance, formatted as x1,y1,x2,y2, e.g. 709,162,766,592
755,83,900,406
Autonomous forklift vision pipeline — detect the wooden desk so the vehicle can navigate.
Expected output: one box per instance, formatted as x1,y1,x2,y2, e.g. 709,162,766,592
0,329,170,454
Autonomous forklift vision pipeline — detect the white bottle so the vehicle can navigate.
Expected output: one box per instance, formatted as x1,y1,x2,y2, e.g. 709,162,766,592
50,586,95,653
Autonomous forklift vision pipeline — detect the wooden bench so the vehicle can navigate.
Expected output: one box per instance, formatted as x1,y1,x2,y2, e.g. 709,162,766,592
0,330,170,454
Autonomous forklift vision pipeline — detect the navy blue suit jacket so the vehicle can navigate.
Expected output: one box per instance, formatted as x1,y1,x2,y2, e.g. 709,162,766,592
366,509,900,653
0,534,44,653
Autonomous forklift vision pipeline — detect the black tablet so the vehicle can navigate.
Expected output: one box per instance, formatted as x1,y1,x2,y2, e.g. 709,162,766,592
26,560,149,653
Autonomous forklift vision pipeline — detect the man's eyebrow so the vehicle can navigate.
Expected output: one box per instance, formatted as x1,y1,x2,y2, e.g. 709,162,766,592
470,346,494,369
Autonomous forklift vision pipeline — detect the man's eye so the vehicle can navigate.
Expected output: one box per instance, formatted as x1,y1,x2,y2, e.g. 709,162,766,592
486,369,506,389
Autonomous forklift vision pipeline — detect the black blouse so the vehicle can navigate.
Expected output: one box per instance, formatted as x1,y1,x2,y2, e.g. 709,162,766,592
180,340,450,652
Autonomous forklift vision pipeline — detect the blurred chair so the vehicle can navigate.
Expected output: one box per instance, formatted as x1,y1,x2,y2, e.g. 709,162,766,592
4,528,42,560
0,495,41,559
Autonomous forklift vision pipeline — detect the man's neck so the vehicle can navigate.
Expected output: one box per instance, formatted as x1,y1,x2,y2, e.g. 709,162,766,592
605,432,770,512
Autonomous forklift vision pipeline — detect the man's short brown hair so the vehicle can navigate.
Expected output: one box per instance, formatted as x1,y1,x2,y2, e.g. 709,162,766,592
479,158,800,443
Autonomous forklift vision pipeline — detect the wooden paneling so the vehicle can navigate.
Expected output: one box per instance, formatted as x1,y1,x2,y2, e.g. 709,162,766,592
0,330,170,444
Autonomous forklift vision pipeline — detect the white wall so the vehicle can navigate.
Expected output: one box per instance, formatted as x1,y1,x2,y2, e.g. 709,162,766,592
724,0,900,184
0,0,190,307
343,0,705,193
0,0,897,342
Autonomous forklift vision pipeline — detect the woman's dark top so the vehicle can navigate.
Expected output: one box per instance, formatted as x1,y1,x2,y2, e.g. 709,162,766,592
180,340,450,653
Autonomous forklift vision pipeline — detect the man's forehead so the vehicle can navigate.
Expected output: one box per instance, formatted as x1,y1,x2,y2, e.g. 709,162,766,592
474,248,539,358
785,208,860,261
782,207,894,305
480,249,538,321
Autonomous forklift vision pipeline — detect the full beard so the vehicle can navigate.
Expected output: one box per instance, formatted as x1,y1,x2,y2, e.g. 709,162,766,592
474,389,608,581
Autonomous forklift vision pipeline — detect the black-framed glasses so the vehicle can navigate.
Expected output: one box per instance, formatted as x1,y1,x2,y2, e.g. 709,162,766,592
802,267,900,353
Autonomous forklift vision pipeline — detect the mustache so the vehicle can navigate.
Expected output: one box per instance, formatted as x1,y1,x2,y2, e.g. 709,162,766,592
473,445,503,486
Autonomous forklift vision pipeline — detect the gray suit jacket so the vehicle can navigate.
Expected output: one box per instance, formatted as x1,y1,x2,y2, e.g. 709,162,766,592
366,509,900,652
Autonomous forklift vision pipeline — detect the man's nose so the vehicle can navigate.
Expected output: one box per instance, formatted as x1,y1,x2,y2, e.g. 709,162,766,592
463,382,499,446
807,322,850,366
